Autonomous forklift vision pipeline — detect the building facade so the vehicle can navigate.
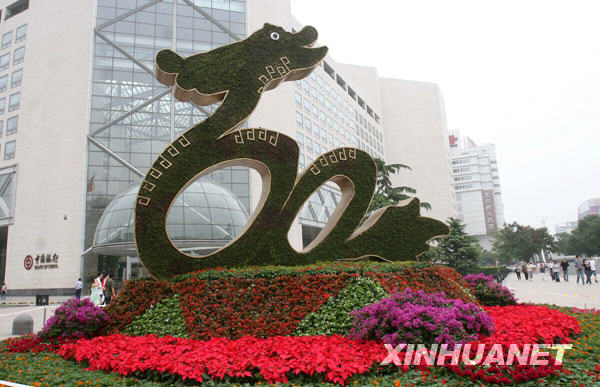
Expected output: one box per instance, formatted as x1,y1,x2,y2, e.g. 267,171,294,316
449,130,505,250
0,0,454,295
578,198,600,219
554,221,577,235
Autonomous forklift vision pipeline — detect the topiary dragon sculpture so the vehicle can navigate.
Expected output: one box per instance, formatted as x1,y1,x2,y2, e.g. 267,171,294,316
134,23,448,279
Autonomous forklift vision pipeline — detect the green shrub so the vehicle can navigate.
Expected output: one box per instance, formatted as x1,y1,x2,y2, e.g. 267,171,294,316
296,277,388,336
124,295,188,338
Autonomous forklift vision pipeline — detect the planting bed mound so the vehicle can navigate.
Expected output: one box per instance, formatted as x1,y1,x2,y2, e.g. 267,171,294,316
105,262,478,339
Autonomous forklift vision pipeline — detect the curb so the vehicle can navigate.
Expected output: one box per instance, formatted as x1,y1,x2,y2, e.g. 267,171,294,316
0,302,62,305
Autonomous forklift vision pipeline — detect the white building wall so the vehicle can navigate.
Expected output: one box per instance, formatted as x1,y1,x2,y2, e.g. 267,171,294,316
379,78,456,222
2,0,94,293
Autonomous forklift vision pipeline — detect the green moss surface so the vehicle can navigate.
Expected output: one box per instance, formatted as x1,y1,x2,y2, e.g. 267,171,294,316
135,24,449,279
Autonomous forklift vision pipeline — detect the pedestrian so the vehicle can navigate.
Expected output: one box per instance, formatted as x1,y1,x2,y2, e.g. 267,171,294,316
584,258,593,285
527,263,534,280
515,264,521,280
104,273,116,305
100,272,108,305
575,256,585,285
589,257,597,283
560,258,569,282
90,273,104,306
522,263,528,280
0,282,6,300
551,260,561,282
74,278,83,299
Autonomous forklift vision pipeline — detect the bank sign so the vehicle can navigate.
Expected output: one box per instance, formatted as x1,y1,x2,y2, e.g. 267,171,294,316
24,253,59,270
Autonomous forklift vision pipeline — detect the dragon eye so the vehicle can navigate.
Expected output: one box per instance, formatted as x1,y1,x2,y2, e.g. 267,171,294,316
270,32,280,41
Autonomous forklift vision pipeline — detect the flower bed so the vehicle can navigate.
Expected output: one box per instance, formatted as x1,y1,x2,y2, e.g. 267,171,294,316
464,273,517,306
1,304,594,386
445,304,581,384
105,262,478,339
39,298,109,339
349,288,493,347
57,334,385,385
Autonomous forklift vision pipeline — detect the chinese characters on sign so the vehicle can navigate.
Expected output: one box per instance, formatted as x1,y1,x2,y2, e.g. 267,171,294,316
24,253,59,270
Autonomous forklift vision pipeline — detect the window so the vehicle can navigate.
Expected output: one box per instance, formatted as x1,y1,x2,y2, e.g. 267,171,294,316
311,105,318,118
295,111,303,127
0,75,7,93
306,137,313,153
6,0,29,20
310,86,317,99
314,142,321,154
15,24,26,42
6,116,16,135
296,132,304,149
313,123,320,137
319,111,325,123
0,98,5,114
0,120,3,136
10,69,21,88
304,118,311,133
321,129,327,141
4,140,15,160
12,47,23,65
1,32,12,50
303,98,310,112
302,79,309,92
0,53,9,70
8,92,19,111
294,92,302,108
318,93,324,105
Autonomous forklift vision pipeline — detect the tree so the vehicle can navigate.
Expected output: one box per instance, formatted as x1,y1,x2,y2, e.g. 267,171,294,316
555,232,571,255
431,217,481,275
369,158,431,212
567,215,600,256
492,222,556,263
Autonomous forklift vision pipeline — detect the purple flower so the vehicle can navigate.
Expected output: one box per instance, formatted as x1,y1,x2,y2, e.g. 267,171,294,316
39,298,109,339
349,288,494,348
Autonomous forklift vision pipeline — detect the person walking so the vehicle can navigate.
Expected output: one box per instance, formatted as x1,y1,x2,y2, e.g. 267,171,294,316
515,264,521,280
584,258,593,285
551,260,561,282
589,258,597,283
522,263,529,280
560,258,569,282
103,273,116,305
527,263,534,280
575,256,585,285
90,273,104,306
74,278,83,299
0,283,6,300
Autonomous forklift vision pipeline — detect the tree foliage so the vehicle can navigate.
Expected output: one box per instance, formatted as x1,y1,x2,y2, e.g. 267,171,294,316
369,158,431,212
566,215,600,256
429,217,481,275
492,222,556,263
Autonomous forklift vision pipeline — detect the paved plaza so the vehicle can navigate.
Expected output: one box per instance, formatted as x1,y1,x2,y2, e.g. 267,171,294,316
0,297,70,340
503,271,600,309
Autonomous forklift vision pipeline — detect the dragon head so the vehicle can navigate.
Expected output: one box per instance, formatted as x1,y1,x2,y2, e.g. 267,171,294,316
155,23,328,105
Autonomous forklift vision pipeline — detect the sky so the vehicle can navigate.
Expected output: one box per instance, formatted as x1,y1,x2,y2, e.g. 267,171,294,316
290,0,600,231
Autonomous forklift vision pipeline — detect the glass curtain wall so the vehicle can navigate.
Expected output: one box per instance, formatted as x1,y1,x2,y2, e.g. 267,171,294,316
85,0,248,280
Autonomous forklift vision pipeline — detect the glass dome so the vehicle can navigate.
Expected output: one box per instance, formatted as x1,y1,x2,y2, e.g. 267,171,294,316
93,179,249,256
